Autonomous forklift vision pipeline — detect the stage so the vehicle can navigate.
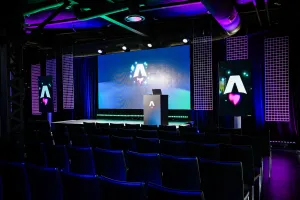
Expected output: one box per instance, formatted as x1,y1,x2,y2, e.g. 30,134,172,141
52,119,188,128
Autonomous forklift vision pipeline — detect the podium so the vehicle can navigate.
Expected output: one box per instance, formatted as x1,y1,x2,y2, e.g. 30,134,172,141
143,95,168,126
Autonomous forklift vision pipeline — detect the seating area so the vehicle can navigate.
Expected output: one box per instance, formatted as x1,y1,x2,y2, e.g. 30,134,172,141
0,122,271,200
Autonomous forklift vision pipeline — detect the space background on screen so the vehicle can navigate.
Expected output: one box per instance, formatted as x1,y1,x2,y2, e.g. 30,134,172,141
98,46,190,109
219,60,253,116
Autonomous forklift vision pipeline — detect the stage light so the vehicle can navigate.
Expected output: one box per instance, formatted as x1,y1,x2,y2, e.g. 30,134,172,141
243,72,248,77
125,14,145,22
98,49,103,54
183,38,188,43
147,43,152,48
227,70,231,74
122,46,127,51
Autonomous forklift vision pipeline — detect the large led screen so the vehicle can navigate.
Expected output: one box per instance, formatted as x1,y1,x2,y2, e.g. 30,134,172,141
98,46,191,109
219,60,253,116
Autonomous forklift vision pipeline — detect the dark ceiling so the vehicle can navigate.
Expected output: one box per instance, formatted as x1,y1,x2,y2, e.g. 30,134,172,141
24,0,287,51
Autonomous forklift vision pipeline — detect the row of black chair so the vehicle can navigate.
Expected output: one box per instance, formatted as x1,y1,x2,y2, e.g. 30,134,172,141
0,161,205,200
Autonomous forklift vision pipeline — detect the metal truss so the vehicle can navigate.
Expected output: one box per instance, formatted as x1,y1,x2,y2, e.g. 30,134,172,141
0,29,25,142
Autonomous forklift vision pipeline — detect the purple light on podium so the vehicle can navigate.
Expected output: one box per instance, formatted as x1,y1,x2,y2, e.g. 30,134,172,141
42,98,48,105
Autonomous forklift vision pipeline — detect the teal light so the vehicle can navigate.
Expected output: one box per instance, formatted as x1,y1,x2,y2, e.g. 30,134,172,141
227,70,231,74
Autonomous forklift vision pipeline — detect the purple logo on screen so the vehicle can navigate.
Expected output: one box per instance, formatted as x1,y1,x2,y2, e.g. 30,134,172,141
228,93,240,106
130,62,148,85
42,98,48,105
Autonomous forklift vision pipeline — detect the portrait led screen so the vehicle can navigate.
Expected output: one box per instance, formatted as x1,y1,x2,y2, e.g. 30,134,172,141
219,60,253,116
38,75,53,112
98,46,191,109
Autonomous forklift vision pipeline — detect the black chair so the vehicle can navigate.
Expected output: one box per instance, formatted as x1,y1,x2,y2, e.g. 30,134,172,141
199,159,249,200
25,143,47,166
188,143,220,160
136,130,158,138
26,165,63,200
126,151,162,185
111,135,136,151
99,176,146,200
68,146,95,175
158,130,181,140
183,133,206,143
45,145,69,170
83,122,97,135
89,135,111,149
52,131,70,145
220,145,258,200
96,123,110,128
148,183,205,200
115,129,137,137
159,125,177,131
136,137,160,153
179,126,198,134
160,140,188,156
141,125,157,130
125,124,141,129
61,172,100,200
160,154,201,191
110,123,125,129
206,134,231,144
93,148,127,181
70,134,90,147
0,162,31,200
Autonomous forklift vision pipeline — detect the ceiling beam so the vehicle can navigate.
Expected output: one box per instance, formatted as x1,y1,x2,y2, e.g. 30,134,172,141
100,15,148,37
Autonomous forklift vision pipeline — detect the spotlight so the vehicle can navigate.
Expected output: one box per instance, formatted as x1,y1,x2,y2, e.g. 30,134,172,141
122,46,127,51
125,15,145,22
147,43,152,48
183,38,188,43
97,49,103,54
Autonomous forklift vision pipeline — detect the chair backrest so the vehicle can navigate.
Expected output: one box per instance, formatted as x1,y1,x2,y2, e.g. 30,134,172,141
52,131,70,145
148,183,205,200
141,125,157,130
136,130,158,138
83,122,96,134
0,162,31,200
179,126,198,135
110,123,125,129
160,154,201,191
61,171,100,200
220,144,254,185
159,125,177,132
67,146,95,175
96,123,110,128
46,145,69,170
111,135,136,151
188,143,220,160
25,143,47,166
115,129,137,137
99,176,146,200
199,159,244,200
93,148,127,181
70,134,90,147
26,165,63,200
136,137,160,153
158,130,181,140
160,140,188,156
89,135,111,149
126,151,162,185
125,124,141,129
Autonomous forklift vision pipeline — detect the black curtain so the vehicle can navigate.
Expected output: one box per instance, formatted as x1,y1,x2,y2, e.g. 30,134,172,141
74,56,98,119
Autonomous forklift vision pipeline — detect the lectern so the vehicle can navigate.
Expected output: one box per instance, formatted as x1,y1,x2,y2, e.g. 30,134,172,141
143,95,168,126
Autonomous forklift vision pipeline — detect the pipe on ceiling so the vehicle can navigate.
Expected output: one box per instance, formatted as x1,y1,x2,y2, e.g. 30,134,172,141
235,0,262,26
200,0,241,35
264,0,271,26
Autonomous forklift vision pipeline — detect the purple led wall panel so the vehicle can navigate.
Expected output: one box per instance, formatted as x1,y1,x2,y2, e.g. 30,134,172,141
193,36,213,110
265,36,289,122
31,64,41,115
46,58,57,112
226,36,248,60
62,54,74,109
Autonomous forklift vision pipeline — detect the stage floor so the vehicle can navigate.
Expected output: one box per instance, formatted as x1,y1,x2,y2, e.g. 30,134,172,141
52,119,188,128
